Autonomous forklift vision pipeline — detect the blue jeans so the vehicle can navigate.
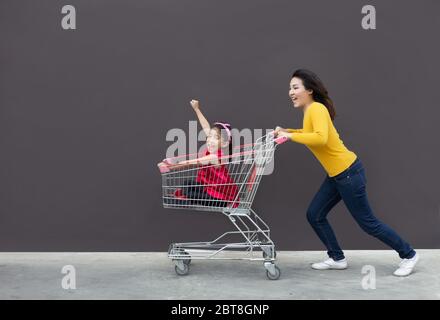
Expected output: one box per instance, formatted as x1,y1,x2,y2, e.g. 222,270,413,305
306,157,416,261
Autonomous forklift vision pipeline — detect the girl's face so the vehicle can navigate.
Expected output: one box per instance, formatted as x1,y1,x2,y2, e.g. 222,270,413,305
206,128,221,153
289,77,314,109
206,128,228,153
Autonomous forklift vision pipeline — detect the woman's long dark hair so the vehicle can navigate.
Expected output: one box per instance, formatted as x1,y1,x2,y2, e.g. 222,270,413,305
292,69,336,120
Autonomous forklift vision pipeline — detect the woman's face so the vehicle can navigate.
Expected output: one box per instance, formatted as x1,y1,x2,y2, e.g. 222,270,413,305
206,128,221,153
289,77,313,108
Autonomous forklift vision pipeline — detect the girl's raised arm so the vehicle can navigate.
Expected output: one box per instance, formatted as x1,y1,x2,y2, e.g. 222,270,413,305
190,99,211,137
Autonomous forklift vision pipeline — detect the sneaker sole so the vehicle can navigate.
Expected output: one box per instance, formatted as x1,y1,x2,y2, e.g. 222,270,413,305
311,265,348,270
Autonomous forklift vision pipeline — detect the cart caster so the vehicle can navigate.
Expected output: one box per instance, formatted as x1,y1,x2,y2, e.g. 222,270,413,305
175,263,189,276
262,249,277,260
171,248,191,266
264,263,281,280
181,250,191,266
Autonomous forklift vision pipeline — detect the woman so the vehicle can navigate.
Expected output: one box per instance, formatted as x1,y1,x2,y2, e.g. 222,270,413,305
275,69,419,277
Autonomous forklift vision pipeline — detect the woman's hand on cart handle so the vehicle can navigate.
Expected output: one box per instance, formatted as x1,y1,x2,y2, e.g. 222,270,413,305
273,128,291,144
274,126,289,136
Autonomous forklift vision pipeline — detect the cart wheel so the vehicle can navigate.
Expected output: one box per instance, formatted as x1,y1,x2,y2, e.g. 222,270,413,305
263,249,277,260
175,264,189,276
171,248,192,265
266,265,281,280
181,251,192,266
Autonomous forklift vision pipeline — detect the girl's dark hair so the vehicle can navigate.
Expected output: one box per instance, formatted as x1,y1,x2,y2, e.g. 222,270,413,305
291,69,336,120
212,122,233,160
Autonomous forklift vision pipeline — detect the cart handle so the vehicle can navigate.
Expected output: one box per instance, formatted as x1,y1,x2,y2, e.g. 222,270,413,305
274,136,288,145
157,162,171,173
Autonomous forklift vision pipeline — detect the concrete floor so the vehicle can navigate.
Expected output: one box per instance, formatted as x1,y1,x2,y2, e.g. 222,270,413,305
0,250,439,300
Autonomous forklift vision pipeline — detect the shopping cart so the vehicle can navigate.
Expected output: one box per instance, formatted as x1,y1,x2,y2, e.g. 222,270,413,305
158,132,288,280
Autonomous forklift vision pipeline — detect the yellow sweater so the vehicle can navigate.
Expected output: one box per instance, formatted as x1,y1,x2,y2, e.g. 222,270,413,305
288,102,357,177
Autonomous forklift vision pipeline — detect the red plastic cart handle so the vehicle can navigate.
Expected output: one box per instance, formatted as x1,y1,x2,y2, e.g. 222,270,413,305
274,136,288,144
158,163,170,173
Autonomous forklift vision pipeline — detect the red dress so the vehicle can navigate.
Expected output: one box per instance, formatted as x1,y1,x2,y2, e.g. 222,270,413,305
195,149,240,208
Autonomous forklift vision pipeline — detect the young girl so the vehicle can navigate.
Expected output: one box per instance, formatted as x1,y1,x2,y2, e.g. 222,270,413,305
158,100,239,208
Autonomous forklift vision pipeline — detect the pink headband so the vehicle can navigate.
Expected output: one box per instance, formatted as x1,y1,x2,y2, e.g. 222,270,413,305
214,122,232,141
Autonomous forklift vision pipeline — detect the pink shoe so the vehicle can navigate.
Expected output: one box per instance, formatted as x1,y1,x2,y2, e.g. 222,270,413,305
174,189,188,200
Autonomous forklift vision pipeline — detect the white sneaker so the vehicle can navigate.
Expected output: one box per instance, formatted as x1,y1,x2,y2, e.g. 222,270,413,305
311,258,348,270
393,253,420,277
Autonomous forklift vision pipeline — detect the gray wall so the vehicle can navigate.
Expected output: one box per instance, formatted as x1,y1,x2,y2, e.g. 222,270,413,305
1,0,439,251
